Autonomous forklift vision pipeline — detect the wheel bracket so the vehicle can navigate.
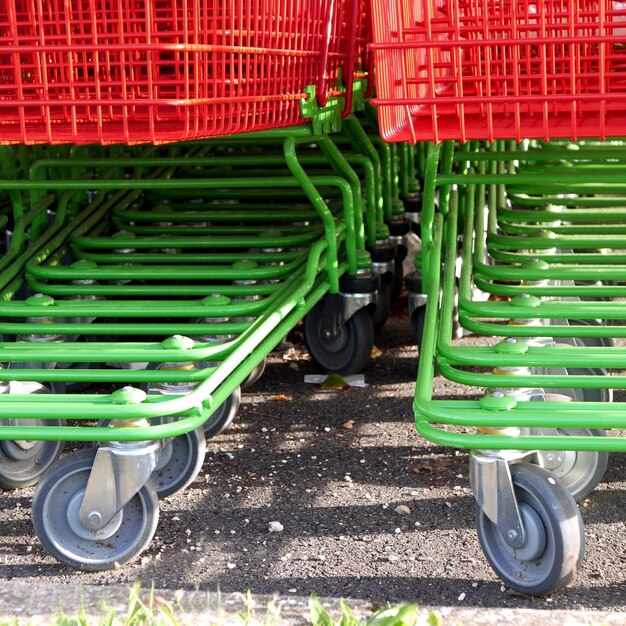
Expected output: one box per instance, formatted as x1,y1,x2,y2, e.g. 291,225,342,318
470,451,533,549
79,437,161,530
319,291,376,338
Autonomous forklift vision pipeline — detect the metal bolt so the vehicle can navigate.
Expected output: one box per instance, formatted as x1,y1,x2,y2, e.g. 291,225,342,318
507,529,518,541
322,330,332,340
492,392,505,399
87,511,102,526
521,293,531,298
546,453,556,463
121,385,135,392
505,338,516,344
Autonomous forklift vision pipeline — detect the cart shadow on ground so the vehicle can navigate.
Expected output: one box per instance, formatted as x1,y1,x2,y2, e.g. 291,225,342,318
0,316,625,611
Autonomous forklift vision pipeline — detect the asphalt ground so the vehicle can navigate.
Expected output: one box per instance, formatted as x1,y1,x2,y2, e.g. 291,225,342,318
0,294,625,617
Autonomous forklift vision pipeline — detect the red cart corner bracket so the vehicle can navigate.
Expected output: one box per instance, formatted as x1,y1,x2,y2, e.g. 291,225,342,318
369,0,626,143
0,0,360,145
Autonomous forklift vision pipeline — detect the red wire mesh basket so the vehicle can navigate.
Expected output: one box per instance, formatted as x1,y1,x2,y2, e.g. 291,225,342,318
369,0,626,143
0,0,359,145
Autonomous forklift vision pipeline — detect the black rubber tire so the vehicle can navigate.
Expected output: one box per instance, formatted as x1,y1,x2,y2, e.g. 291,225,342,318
390,256,405,302
411,305,426,354
151,426,207,498
304,302,374,375
567,319,614,349
476,463,584,596
372,277,392,334
32,449,159,571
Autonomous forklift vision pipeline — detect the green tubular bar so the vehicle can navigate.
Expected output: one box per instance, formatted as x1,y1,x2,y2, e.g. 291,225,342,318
0,130,369,441
413,139,626,452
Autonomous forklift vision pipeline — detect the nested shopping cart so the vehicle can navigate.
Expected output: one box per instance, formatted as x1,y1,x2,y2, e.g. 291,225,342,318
0,0,400,570
370,0,626,595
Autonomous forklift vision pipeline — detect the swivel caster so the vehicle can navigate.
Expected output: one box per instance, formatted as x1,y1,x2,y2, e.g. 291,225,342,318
476,463,584,596
32,449,159,571
390,255,405,302
96,416,207,499
304,300,374,375
0,423,66,489
372,276,392,334
406,271,427,350
0,381,65,489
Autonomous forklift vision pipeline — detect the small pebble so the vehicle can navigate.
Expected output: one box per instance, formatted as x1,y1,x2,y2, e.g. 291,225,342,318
227,563,236,569
458,593,466,602
394,528,401,534
395,505,411,516
269,521,284,533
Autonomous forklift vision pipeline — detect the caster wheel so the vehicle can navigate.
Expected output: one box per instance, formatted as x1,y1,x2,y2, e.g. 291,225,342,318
565,367,613,403
540,368,613,404
567,319,614,349
372,278,392,334
304,302,374,375
152,426,206,498
390,256,405,302
532,428,608,501
0,420,66,489
0,381,65,489
241,359,266,389
95,419,206,499
32,449,159,571
203,386,241,438
410,304,426,354
476,463,584,596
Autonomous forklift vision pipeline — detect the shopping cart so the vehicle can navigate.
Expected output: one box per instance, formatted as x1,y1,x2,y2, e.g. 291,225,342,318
0,0,361,144
0,0,393,570
370,0,626,595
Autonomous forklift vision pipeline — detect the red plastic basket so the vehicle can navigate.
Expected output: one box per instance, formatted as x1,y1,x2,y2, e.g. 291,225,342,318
370,0,626,142
0,0,360,145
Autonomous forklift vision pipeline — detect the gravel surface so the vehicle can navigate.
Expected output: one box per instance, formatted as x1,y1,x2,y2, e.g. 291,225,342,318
0,297,625,612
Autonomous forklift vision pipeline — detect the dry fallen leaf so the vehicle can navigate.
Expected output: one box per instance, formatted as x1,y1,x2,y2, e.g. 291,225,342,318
371,345,383,359
342,420,355,430
409,457,453,474
282,347,311,362
321,374,349,390
273,394,293,401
